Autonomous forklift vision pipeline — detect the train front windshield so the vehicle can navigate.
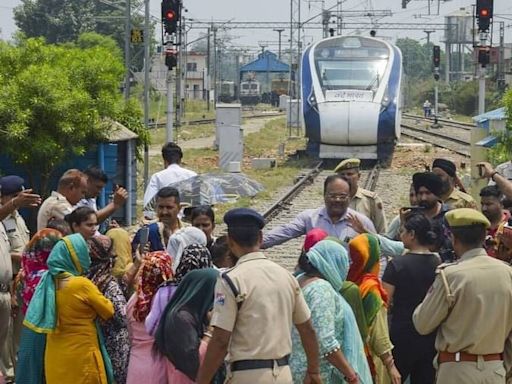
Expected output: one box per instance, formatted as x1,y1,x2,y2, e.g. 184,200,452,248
314,38,390,91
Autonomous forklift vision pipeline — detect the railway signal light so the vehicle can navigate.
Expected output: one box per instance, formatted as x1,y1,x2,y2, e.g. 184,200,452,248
478,48,490,67
433,45,441,68
476,0,493,32
162,0,180,35
165,49,177,69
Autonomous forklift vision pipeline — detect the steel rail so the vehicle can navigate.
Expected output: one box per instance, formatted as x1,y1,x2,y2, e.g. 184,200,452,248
401,125,470,157
364,164,380,192
402,113,474,131
148,111,285,129
263,162,324,221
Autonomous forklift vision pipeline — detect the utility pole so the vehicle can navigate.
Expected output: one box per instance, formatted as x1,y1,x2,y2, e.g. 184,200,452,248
432,45,441,128
213,26,217,107
123,0,131,100
166,69,174,142
498,21,505,90
206,26,211,111
175,16,182,129
143,0,150,189
478,37,486,115
423,29,434,45
274,28,285,59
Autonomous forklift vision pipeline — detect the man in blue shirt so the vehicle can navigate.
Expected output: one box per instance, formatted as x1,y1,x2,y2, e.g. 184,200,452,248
262,175,375,249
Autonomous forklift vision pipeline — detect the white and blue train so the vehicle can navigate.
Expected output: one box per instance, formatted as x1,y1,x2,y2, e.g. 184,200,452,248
301,36,403,161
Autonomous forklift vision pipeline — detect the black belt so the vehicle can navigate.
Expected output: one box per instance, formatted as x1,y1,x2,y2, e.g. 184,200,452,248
231,355,289,372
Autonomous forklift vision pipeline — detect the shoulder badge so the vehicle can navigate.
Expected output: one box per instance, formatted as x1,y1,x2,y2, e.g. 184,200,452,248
437,267,456,306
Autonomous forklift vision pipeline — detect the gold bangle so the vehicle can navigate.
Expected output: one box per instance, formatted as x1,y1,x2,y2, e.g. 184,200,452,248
204,332,213,338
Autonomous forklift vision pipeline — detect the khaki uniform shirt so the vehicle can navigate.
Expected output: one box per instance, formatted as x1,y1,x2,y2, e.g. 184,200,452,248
37,191,73,231
349,187,387,234
413,248,512,360
211,251,311,362
444,189,477,210
0,225,12,285
2,210,30,274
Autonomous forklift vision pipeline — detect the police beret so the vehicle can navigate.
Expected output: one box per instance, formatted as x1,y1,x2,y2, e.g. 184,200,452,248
432,158,456,177
334,158,361,173
445,208,490,229
412,172,444,197
0,175,25,196
224,208,265,229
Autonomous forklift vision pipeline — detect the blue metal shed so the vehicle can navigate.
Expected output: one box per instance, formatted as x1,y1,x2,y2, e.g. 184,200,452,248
0,121,138,230
473,107,507,148
240,51,292,94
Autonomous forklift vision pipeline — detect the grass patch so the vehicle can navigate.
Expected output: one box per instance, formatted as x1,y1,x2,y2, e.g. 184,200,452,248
137,117,310,221
149,123,215,145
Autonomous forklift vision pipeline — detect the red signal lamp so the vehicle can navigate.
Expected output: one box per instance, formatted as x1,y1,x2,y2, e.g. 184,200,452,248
479,8,489,17
165,9,176,21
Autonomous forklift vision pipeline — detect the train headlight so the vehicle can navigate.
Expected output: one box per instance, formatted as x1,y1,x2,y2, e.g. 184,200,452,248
381,86,391,111
308,91,318,112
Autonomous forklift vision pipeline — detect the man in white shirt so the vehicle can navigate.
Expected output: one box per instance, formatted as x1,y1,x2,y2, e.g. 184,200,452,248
143,142,196,215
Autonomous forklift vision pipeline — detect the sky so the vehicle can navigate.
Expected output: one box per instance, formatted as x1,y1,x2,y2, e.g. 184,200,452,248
2,0,512,51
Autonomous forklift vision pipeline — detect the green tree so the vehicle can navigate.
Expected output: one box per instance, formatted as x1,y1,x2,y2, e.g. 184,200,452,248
488,89,512,164
13,0,149,70
396,38,434,81
13,0,97,43
0,36,148,194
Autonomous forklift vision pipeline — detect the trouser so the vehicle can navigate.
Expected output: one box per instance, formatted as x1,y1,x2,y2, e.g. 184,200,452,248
435,360,506,384
225,365,292,384
0,292,14,378
391,333,436,384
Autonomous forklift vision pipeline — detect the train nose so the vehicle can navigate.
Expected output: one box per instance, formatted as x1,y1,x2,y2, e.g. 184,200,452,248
319,101,380,145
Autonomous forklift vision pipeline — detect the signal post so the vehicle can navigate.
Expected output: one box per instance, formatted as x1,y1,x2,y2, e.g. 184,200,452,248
475,0,493,115
470,0,494,200
162,0,181,143
432,45,441,128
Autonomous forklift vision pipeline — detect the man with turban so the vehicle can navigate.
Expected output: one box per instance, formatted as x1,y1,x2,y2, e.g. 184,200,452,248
412,172,454,262
432,158,476,210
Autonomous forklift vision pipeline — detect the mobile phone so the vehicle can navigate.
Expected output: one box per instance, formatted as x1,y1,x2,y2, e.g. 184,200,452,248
402,206,425,211
139,226,149,251
477,164,485,177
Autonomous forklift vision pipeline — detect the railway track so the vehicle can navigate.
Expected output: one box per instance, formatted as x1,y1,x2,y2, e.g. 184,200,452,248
148,111,284,129
401,123,470,158
261,162,380,269
402,113,474,131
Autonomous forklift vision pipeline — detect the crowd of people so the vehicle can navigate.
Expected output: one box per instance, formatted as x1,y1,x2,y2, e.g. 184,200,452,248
2,141,512,384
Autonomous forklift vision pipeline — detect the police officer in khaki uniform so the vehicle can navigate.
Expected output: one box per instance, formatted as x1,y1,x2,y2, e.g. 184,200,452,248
413,208,512,384
0,221,13,381
37,169,88,230
432,158,476,210
0,176,31,378
1,176,30,276
334,158,387,234
197,208,321,384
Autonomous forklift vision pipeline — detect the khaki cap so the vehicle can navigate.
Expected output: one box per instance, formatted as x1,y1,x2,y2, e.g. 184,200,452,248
445,208,490,229
334,158,361,173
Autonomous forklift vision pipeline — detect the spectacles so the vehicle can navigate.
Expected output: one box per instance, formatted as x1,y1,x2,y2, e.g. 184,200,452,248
326,193,349,201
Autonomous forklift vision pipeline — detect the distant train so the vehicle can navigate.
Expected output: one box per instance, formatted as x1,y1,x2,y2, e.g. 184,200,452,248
240,79,261,105
219,81,236,103
301,36,403,162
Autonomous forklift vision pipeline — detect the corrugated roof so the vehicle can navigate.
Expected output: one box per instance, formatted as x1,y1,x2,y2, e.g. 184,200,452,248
240,51,290,73
104,120,139,142
473,107,507,123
